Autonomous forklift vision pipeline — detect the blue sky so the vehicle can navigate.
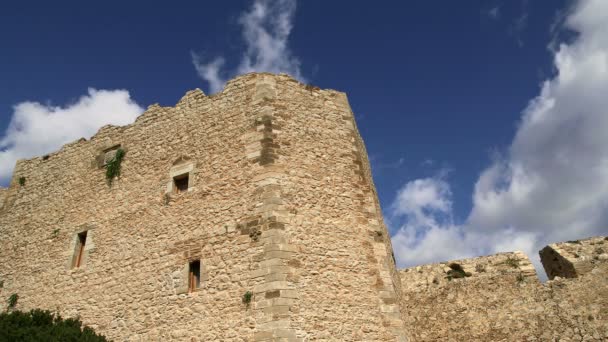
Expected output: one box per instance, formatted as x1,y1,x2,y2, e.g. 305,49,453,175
2,0,607,276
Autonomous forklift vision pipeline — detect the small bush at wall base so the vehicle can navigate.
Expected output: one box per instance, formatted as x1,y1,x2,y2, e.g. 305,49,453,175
0,309,109,341
7,294,18,309
242,291,253,305
18,177,25,186
105,148,125,185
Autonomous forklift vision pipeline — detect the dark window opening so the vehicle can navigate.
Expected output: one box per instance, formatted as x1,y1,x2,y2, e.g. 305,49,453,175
189,260,201,292
174,174,189,193
73,231,88,268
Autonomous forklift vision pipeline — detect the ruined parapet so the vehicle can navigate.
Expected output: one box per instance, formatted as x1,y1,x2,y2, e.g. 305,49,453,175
398,239,608,341
540,236,608,279
399,252,541,341
400,251,536,292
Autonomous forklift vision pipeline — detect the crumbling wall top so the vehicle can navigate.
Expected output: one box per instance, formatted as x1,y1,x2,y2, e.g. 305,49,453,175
6,73,342,195
540,235,608,279
399,251,537,292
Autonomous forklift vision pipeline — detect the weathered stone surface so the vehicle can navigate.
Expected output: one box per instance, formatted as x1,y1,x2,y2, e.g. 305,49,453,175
540,235,607,279
0,72,605,341
0,73,406,341
399,237,608,341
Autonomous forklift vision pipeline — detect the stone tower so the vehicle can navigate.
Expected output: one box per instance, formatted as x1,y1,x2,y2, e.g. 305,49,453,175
0,73,407,341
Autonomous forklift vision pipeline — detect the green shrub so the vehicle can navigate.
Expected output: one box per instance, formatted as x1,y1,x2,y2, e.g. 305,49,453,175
242,291,253,305
18,177,26,186
7,294,18,309
446,263,472,281
0,309,108,341
105,148,125,185
504,257,520,268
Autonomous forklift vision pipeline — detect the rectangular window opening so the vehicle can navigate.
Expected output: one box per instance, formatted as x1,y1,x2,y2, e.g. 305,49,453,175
73,231,88,268
174,174,189,194
188,260,201,292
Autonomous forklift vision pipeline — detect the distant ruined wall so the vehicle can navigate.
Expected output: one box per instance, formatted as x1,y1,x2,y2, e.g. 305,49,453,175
0,73,407,341
399,237,608,341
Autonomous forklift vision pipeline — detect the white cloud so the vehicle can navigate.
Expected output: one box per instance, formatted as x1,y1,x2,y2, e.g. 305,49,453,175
391,0,608,277
0,88,144,184
488,6,501,20
390,177,472,266
192,0,304,93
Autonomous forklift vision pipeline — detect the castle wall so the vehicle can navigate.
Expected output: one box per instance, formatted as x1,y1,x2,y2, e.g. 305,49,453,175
0,188,7,211
0,73,406,341
399,237,608,341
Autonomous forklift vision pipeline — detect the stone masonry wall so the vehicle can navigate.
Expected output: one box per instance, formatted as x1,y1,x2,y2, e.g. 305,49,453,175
399,236,608,342
0,73,407,341
540,236,608,280
0,188,7,211
1,71,605,342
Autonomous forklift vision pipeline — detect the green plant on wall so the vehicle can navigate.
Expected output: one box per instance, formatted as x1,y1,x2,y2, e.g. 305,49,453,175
7,294,18,310
445,263,472,281
504,257,520,269
242,291,253,306
18,177,25,187
105,148,125,185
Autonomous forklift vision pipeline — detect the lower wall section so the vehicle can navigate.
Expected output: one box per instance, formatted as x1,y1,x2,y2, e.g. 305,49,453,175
399,246,608,341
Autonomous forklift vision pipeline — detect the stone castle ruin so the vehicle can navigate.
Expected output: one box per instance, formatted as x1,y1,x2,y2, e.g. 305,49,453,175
0,73,606,341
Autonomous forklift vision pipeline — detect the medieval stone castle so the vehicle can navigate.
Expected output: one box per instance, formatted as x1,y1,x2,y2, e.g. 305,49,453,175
0,73,606,341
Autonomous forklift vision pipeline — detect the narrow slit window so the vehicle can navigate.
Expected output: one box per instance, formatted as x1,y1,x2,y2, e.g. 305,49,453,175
174,174,189,193
73,231,88,268
188,260,201,292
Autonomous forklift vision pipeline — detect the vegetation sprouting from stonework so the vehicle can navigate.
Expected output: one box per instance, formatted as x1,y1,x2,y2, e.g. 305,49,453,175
105,148,125,185
7,294,18,310
0,309,109,341
516,273,525,283
18,177,25,187
446,263,472,281
475,264,486,273
242,291,253,305
505,257,520,268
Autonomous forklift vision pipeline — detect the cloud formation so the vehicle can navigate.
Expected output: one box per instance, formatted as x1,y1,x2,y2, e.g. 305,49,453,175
0,89,143,184
487,6,501,20
192,0,304,93
391,0,608,276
